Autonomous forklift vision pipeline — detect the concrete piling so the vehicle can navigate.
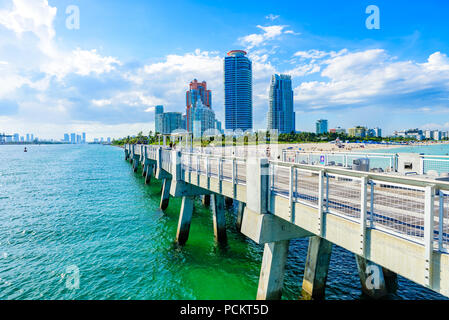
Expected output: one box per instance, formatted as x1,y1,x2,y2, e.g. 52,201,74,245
355,255,398,299
301,236,333,300
236,201,245,231
211,194,227,244
176,196,195,246
257,240,290,300
145,164,152,184
202,194,211,207
160,178,172,210
225,196,233,207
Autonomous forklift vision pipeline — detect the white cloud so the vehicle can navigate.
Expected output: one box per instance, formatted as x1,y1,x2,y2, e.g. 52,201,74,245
294,49,449,109
239,25,289,50
43,48,122,80
265,14,279,21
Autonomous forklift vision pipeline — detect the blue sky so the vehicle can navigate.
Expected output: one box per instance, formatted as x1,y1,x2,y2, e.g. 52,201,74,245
0,0,449,140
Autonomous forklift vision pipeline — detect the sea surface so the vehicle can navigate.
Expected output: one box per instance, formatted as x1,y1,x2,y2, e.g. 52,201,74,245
0,144,447,300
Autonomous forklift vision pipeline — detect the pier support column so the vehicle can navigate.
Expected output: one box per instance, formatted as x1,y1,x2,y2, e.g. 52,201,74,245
257,240,290,300
132,156,139,173
142,163,147,177
355,255,398,299
160,179,172,210
211,194,227,244
301,236,333,300
202,194,210,207
236,201,245,231
176,196,195,246
145,164,153,184
225,197,233,207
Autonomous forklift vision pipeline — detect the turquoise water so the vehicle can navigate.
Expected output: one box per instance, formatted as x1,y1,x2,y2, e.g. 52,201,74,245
0,145,446,300
374,143,449,156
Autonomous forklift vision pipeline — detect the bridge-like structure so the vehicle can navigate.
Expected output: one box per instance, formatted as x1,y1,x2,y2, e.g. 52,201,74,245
124,143,449,299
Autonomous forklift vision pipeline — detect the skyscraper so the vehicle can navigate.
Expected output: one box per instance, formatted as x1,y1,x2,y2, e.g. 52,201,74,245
82,132,86,143
186,79,211,132
70,133,76,144
267,74,295,134
155,105,164,133
64,133,70,142
224,50,252,131
316,119,328,135
191,100,216,138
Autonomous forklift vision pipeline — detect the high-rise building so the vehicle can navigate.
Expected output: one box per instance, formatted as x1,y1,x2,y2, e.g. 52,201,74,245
191,100,216,138
186,79,211,132
13,133,19,142
70,133,76,144
224,50,252,131
155,105,164,134
267,74,295,134
64,134,70,142
316,119,328,135
162,112,183,134
82,132,86,143
26,134,30,142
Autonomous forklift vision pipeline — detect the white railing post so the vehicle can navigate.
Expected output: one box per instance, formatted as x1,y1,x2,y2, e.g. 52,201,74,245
424,185,435,287
289,166,295,223
232,158,236,198
317,170,325,236
360,176,368,255
420,156,425,175
439,192,444,252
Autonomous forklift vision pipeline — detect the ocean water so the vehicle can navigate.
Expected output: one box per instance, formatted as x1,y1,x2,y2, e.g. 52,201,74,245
0,144,446,300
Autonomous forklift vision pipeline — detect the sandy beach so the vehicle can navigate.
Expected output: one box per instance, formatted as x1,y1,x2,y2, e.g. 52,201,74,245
275,141,449,153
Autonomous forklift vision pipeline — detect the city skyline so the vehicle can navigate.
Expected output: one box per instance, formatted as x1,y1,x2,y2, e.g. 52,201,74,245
1,1,449,139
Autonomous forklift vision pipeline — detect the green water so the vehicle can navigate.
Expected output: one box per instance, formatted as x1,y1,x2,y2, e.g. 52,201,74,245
0,145,445,299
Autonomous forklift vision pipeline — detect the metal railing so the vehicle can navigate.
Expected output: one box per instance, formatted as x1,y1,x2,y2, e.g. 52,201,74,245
269,160,449,255
282,150,397,172
180,152,247,185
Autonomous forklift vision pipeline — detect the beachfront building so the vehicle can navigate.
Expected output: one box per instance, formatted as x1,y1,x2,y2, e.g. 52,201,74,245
316,119,328,135
393,129,424,140
267,74,295,134
154,105,185,135
329,127,346,135
348,126,367,138
224,50,253,131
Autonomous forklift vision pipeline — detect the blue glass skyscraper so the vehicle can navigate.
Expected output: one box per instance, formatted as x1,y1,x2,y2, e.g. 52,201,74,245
224,50,252,131
267,74,295,134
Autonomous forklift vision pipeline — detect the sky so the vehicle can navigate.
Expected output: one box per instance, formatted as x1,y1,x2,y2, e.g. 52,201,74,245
1,0,449,140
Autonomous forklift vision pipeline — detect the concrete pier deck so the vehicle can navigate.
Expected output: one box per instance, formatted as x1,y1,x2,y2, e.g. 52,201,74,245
124,143,449,299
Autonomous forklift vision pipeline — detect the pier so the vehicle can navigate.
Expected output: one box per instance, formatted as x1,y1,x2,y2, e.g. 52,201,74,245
124,143,449,300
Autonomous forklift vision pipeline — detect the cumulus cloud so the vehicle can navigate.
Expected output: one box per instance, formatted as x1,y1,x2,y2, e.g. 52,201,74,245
239,25,295,50
294,49,449,111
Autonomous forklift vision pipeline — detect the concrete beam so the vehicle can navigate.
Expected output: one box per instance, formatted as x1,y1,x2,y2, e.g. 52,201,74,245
241,207,313,244
257,240,290,300
160,178,172,211
355,255,398,299
170,180,212,198
211,194,227,244
176,196,195,246
302,236,333,300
